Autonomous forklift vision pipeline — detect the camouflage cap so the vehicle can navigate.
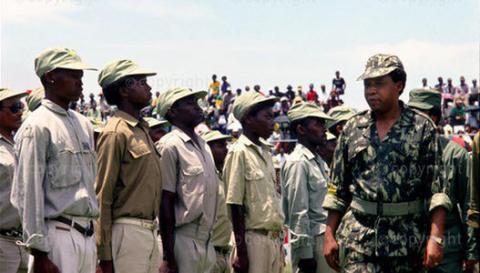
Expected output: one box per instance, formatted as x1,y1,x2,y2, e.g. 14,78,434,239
287,102,333,123
326,105,357,129
25,87,45,111
407,88,441,110
357,53,404,81
143,117,170,128
233,91,278,121
34,48,96,77
157,87,207,118
200,130,231,143
0,88,28,103
98,59,156,89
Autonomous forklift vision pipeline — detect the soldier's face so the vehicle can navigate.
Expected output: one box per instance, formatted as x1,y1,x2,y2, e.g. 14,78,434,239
246,106,275,139
364,75,401,113
304,117,326,146
49,69,84,102
0,96,24,131
209,139,228,167
171,95,204,128
125,76,152,109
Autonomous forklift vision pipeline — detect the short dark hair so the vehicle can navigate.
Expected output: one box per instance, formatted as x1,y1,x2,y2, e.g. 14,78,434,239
388,69,407,95
428,107,442,120
289,118,311,138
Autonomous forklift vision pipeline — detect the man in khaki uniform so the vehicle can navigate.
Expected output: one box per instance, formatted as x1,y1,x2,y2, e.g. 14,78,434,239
144,117,170,143
157,87,218,273
201,130,233,273
11,48,99,273
0,88,29,273
223,91,285,273
96,60,162,273
281,102,335,273
325,105,356,138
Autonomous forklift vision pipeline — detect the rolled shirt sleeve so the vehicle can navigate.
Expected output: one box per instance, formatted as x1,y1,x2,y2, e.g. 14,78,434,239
224,149,246,206
428,128,452,212
11,125,50,252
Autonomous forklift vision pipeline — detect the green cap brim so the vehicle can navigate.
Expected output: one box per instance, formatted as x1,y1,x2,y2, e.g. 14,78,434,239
407,101,434,110
57,62,97,72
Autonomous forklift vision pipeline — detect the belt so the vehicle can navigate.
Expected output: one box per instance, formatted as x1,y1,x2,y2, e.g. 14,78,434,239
114,218,156,231
51,216,94,237
350,197,425,217
214,245,231,255
249,229,281,240
0,228,22,238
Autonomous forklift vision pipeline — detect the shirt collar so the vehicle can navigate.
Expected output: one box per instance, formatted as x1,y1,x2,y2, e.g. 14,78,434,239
357,101,412,129
42,99,69,116
114,110,144,128
172,127,206,147
0,133,14,146
295,143,315,160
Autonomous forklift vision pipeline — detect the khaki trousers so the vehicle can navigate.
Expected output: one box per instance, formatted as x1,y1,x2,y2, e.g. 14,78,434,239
112,218,160,273
0,236,28,273
292,234,336,273
28,218,96,273
174,223,216,273
231,231,283,273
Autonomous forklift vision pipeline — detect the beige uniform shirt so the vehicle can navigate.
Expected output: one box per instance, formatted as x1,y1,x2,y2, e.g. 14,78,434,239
96,111,162,260
0,135,21,230
11,99,99,252
212,170,233,247
157,128,218,229
224,135,284,231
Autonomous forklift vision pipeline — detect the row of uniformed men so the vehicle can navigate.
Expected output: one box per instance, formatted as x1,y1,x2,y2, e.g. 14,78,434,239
0,47,336,273
1,48,479,273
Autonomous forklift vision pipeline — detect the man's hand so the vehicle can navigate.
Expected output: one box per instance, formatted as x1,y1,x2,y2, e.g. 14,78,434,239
232,252,249,273
98,260,114,273
159,260,178,273
298,258,317,273
32,254,60,273
463,259,478,273
423,237,444,269
323,232,340,272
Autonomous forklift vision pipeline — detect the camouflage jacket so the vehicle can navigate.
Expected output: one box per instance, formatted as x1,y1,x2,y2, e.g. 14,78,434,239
323,103,452,257
468,132,480,227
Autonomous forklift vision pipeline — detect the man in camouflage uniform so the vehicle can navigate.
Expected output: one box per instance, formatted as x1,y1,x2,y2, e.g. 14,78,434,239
322,54,451,273
408,88,478,273
469,133,480,228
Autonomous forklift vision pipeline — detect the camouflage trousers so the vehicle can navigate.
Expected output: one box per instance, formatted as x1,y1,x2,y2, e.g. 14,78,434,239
340,249,426,273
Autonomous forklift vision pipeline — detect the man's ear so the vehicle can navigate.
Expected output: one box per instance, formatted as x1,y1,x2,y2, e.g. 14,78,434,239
296,123,306,136
118,85,129,100
394,81,404,96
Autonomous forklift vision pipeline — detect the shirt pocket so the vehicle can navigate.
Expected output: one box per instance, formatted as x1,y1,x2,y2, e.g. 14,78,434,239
181,165,205,194
49,149,82,188
127,143,152,159
245,168,265,202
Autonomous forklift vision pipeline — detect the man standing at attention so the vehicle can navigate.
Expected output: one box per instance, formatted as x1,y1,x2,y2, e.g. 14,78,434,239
322,54,451,272
281,102,335,273
96,59,162,273
224,91,285,273
12,48,98,273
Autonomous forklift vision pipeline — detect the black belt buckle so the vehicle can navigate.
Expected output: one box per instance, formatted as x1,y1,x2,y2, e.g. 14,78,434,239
377,201,383,216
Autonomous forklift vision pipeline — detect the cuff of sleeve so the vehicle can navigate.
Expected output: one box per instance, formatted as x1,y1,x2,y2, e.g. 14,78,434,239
23,234,51,253
97,245,113,261
467,209,480,228
322,194,347,214
429,193,452,212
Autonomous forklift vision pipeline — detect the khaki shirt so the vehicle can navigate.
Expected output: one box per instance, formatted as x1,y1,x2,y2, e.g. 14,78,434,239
0,135,21,230
281,143,328,260
95,111,162,260
12,99,99,252
224,135,284,231
212,170,233,247
157,128,218,229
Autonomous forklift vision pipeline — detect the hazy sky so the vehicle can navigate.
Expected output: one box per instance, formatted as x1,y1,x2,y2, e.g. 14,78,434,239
1,0,479,109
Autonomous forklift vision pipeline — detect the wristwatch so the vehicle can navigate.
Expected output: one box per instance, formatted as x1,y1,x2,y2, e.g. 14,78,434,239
429,235,444,247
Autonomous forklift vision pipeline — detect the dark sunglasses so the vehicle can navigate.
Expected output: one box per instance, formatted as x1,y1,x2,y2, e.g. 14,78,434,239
2,102,24,114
